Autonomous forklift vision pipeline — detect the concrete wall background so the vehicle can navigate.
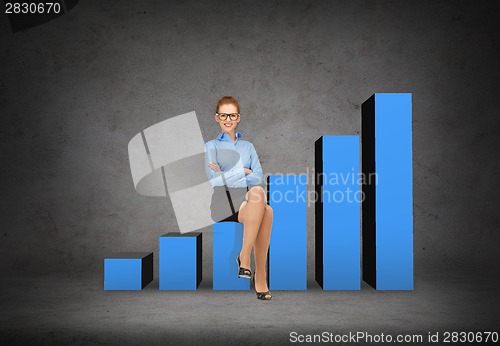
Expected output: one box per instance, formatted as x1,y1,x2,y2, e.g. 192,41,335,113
1,0,499,279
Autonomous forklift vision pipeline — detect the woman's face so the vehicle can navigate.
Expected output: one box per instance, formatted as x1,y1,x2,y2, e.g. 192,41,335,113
215,103,240,133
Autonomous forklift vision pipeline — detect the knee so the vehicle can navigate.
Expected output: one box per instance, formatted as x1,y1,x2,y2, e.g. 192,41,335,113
250,185,265,194
248,186,266,204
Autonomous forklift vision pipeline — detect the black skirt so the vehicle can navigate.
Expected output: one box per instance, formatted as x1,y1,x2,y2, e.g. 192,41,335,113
210,186,249,223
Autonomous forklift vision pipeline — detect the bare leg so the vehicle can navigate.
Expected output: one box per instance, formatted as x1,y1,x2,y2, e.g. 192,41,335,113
237,186,266,270
253,204,273,298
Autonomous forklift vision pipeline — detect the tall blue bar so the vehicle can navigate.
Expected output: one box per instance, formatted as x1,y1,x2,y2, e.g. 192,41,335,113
315,136,360,290
104,252,153,290
362,93,413,290
213,222,250,290
159,232,202,290
267,175,307,290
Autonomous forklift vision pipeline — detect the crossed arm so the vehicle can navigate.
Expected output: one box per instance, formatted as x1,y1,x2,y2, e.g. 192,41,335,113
204,143,263,186
209,162,253,175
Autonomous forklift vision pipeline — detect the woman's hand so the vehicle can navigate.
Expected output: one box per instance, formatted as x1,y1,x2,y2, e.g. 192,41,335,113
244,168,253,175
209,162,222,172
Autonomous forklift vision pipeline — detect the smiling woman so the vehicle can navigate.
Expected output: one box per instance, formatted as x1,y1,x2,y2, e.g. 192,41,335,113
204,96,274,301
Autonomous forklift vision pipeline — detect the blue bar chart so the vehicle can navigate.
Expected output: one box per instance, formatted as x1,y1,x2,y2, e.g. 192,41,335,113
104,252,153,290
362,93,413,290
315,136,361,290
159,232,202,290
213,222,250,290
267,174,307,290
109,93,414,292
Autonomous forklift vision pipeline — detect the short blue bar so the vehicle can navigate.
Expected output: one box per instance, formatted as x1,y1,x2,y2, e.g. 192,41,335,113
104,252,153,290
268,175,307,290
320,136,361,290
159,232,202,290
213,222,249,290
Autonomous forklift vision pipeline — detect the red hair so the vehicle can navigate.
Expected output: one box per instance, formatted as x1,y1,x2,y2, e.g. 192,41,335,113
216,96,240,113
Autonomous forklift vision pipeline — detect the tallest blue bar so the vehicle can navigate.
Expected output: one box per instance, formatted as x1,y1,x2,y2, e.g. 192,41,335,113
362,93,413,290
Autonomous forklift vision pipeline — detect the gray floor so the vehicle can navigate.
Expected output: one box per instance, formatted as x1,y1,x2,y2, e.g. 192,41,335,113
1,269,498,345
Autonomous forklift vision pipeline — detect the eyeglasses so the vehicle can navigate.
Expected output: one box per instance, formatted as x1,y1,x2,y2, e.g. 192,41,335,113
216,113,240,121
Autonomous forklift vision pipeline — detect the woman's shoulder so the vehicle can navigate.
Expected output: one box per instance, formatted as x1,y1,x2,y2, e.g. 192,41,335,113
204,139,218,147
239,139,255,148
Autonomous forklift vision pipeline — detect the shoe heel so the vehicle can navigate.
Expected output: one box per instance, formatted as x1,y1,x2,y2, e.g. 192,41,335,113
236,255,252,279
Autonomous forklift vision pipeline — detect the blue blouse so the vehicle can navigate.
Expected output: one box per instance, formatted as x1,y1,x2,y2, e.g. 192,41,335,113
204,132,264,188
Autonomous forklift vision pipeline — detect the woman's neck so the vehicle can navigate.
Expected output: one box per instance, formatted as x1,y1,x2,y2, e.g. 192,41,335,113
225,130,236,142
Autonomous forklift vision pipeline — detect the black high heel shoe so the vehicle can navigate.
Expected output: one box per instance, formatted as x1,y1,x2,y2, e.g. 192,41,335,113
252,271,272,300
236,256,252,279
